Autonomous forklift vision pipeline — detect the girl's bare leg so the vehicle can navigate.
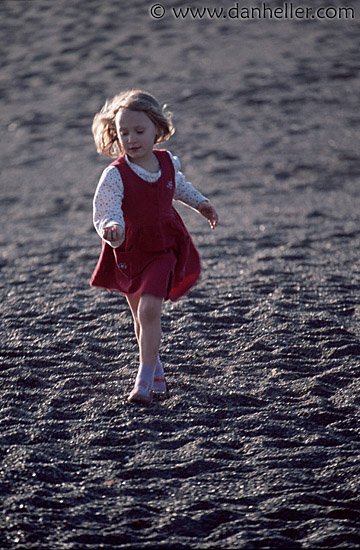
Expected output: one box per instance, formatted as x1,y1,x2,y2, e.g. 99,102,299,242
137,294,162,365
127,294,162,362
126,294,163,403
126,294,141,344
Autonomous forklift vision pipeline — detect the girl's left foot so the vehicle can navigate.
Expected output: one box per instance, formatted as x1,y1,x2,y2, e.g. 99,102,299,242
153,357,169,394
153,377,170,395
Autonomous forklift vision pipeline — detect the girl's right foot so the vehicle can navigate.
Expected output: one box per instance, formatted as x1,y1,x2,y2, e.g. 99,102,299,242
128,363,156,405
128,380,153,405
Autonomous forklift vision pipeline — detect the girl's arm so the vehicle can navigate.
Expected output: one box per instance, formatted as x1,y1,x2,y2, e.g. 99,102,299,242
169,152,218,229
93,166,125,247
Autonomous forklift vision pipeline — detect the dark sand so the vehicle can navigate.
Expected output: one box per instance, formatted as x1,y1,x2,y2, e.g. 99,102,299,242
1,1,360,548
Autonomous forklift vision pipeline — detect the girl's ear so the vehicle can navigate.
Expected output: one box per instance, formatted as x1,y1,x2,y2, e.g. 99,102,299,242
154,126,162,143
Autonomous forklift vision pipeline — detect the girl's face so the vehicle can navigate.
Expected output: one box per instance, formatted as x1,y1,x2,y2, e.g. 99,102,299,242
116,108,158,166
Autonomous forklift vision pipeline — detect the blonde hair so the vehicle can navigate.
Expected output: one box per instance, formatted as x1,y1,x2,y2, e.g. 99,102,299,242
92,89,175,157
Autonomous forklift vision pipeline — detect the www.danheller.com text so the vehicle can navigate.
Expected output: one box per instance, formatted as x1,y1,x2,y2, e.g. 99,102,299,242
149,3,355,20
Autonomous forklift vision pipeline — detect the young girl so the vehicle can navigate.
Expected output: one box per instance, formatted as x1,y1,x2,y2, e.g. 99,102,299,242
90,89,218,405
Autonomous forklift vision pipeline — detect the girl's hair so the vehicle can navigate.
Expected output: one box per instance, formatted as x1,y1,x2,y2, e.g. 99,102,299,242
92,89,175,157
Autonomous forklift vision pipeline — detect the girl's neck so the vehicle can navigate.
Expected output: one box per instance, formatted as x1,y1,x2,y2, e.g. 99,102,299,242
127,152,160,173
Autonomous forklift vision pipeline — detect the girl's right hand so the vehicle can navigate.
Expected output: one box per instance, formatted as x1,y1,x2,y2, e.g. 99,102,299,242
102,224,124,246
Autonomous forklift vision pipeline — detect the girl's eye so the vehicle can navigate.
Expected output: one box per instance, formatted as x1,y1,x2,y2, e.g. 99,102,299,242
137,130,144,134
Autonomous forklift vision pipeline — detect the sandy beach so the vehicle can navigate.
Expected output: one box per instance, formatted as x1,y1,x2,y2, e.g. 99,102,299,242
1,0,360,548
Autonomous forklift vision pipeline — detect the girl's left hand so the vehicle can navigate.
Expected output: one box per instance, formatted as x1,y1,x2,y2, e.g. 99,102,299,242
198,200,219,230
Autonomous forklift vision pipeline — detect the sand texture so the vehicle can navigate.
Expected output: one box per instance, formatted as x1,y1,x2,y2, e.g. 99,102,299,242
1,0,360,548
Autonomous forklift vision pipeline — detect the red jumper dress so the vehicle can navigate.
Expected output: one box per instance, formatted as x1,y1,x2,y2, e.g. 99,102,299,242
90,149,201,302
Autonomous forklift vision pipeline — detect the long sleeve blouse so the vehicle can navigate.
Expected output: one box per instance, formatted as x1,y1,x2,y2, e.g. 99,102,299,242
93,150,208,248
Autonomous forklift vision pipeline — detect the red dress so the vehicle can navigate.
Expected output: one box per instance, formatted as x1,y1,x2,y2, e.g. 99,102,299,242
90,149,201,302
